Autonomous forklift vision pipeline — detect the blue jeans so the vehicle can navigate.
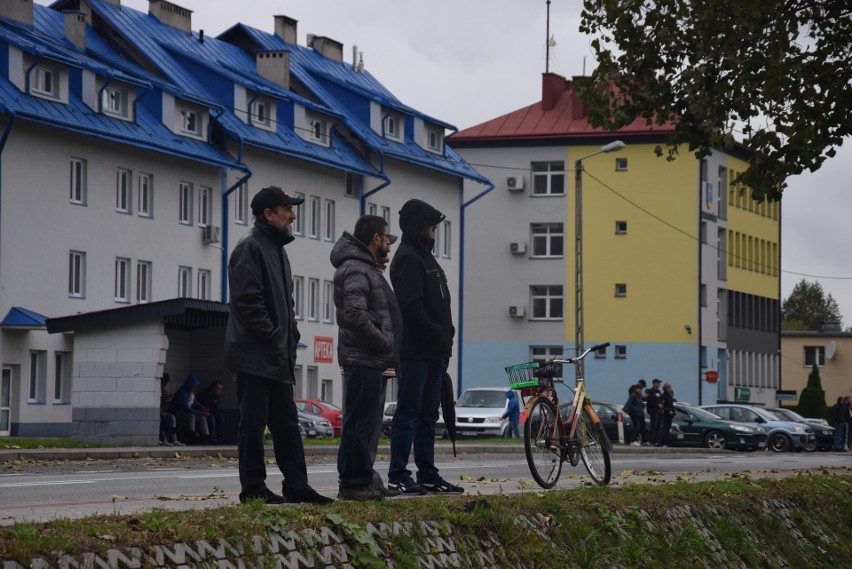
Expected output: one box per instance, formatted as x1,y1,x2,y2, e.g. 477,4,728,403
337,367,383,488
388,358,442,484
503,419,521,439
834,422,847,450
206,412,225,443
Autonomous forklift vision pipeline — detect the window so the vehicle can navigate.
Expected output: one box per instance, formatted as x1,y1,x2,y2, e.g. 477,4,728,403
530,285,563,320
307,278,319,321
309,196,321,239
324,200,335,241
138,173,153,217
32,64,59,99
116,168,132,214
292,192,304,236
54,352,71,403
251,100,271,127
427,128,443,152
180,108,200,135
700,284,708,307
199,186,212,227
178,266,192,297
322,280,334,323
442,221,451,258
321,379,333,403
531,223,564,257
531,161,565,196
384,114,401,140
234,183,247,224
615,157,628,171
595,345,607,359
432,223,441,257
68,251,85,298
103,86,129,118
137,260,152,303
614,345,627,359
367,203,377,216
197,270,211,300
28,351,46,403
293,276,304,319
804,346,825,368
381,206,391,227
344,173,361,198
115,257,130,303
615,221,627,234
309,118,329,145
531,346,563,378
179,182,193,224
70,158,86,205
615,283,627,297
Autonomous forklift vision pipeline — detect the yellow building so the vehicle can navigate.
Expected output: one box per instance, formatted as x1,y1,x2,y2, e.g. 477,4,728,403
781,326,852,406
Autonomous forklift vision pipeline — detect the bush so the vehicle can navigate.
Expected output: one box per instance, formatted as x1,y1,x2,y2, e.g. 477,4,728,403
798,364,829,420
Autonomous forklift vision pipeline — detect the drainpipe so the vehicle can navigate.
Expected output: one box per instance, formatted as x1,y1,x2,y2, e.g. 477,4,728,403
131,81,154,118
0,106,18,282
360,147,391,214
458,177,495,395
219,133,251,302
97,76,114,114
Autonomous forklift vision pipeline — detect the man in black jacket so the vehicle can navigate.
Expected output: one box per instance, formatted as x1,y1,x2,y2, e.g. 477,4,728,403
224,186,332,505
387,199,463,495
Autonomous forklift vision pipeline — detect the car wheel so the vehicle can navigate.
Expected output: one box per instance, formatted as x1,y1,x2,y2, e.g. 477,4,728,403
769,433,791,452
802,441,817,452
704,430,726,450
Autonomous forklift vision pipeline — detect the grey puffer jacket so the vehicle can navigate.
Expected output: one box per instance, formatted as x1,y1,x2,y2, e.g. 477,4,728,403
330,232,395,370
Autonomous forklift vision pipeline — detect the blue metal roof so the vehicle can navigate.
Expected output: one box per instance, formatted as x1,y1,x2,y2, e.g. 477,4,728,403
1,306,47,329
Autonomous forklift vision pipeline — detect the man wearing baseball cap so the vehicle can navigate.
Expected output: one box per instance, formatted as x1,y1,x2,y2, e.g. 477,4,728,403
647,378,664,447
224,186,332,505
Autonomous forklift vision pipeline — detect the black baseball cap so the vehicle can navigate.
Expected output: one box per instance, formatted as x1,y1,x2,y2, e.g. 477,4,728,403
250,186,304,215
652,378,661,384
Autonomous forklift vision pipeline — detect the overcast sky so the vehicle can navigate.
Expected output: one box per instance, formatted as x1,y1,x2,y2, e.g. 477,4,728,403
36,0,852,327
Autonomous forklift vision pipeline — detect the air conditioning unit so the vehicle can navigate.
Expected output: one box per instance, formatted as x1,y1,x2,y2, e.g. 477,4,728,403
506,175,525,191
202,225,220,244
508,305,525,318
509,241,527,254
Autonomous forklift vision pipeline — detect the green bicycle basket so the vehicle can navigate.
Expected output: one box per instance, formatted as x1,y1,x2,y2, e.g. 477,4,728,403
505,361,542,390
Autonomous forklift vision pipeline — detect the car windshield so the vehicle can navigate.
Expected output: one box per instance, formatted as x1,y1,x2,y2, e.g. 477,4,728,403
772,408,805,422
680,406,723,421
456,390,507,408
757,408,784,421
318,402,341,412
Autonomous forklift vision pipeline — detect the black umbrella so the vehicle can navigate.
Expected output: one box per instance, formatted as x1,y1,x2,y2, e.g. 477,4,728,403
441,371,458,457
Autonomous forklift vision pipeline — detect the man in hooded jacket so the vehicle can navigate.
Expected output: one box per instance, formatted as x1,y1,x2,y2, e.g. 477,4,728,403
387,199,464,495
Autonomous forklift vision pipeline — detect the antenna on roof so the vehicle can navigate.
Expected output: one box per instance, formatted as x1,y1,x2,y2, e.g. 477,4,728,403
545,0,551,73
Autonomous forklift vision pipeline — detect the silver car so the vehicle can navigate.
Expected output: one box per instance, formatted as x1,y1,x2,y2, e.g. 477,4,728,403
702,404,815,452
454,387,515,437
297,410,334,438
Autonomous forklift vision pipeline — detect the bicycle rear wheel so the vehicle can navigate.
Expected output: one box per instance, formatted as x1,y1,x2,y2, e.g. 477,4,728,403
577,406,612,485
524,397,563,489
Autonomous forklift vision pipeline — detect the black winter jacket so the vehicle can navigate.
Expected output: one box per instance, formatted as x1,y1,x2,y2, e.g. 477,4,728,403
625,390,644,417
330,232,397,370
390,201,454,360
223,221,300,383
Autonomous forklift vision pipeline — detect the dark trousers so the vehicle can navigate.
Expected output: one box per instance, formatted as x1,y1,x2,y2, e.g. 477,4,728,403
659,413,674,445
649,410,663,445
369,375,389,489
337,366,383,489
236,373,308,498
388,358,442,484
628,413,644,443
205,412,225,443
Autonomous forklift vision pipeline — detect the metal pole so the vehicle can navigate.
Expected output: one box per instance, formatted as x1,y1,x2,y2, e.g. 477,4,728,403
574,159,584,383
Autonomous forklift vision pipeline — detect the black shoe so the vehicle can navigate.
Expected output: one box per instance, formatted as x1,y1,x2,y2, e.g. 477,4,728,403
419,477,464,495
338,486,385,501
284,487,334,505
377,485,402,497
240,487,287,505
387,477,427,495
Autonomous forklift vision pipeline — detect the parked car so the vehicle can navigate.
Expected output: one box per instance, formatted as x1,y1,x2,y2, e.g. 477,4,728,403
455,387,516,437
568,400,633,443
381,401,445,438
295,399,343,436
766,407,834,452
297,410,334,438
702,404,815,452
670,403,767,451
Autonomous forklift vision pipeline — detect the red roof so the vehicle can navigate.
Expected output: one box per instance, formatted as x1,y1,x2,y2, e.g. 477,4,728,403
452,74,674,143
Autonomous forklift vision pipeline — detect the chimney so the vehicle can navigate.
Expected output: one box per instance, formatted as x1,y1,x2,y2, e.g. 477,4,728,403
1,0,33,26
149,0,192,33
308,35,344,63
64,11,87,50
541,72,569,112
274,15,298,45
256,51,290,90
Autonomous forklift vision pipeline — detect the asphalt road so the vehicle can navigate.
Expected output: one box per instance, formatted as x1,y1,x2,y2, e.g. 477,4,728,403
1,447,849,525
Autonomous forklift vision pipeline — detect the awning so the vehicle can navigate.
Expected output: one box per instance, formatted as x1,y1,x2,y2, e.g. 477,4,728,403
46,298,229,333
1,306,47,330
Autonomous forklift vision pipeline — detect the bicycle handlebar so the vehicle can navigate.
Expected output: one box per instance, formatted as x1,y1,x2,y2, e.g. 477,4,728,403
546,342,611,365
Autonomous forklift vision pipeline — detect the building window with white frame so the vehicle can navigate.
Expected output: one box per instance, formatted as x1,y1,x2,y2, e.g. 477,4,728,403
116,168,132,214
615,220,627,234
615,157,628,171
251,99,271,128
367,203,377,216
309,196,321,239
531,346,563,378
102,86,129,118
530,285,563,320
178,266,192,297
324,200,335,241
70,158,86,205
309,118,329,145
344,173,361,198
383,113,402,140
614,345,628,359
199,186,212,227
68,251,85,298
54,352,71,403
804,346,825,367
531,223,563,257
427,128,443,152
442,221,451,258
307,278,319,321
197,269,211,300
531,161,565,196
115,257,130,303
138,173,153,217
137,260,152,303
615,283,627,297
28,351,46,403
180,108,201,136
292,192,304,236
234,183,247,224
322,280,334,324
380,206,391,227
31,64,60,99
432,224,441,257
179,182,193,225
293,276,304,319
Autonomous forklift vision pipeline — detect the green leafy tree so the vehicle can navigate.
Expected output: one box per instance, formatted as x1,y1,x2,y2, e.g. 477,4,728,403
798,363,828,420
781,279,842,330
578,0,851,202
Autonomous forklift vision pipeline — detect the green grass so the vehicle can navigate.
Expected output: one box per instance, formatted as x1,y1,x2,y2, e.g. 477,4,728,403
0,438,108,450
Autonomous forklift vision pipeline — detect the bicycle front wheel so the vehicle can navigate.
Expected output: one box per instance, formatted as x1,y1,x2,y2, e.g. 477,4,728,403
524,397,563,489
577,406,612,485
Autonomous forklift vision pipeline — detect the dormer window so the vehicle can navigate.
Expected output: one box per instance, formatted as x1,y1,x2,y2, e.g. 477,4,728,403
174,100,208,140
32,64,60,99
181,109,199,135
308,117,330,146
427,128,443,153
103,86,130,119
384,114,402,140
252,100,270,126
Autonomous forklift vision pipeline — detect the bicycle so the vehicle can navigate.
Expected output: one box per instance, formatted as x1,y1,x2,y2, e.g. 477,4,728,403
505,342,613,488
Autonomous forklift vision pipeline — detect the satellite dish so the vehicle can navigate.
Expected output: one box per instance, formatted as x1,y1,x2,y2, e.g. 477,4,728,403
826,340,836,360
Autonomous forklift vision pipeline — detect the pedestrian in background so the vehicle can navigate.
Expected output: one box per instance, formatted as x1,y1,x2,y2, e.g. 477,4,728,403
624,383,645,446
196,381,225,444
636,379,649,445
502,390,521,439
658,382,676,447
646,378,663,447
158,373,181,446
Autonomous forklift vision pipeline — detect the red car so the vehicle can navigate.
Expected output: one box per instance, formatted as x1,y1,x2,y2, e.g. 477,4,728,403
295,400,343,436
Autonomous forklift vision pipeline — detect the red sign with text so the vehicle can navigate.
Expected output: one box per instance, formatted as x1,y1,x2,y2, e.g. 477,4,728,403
314,336,334,363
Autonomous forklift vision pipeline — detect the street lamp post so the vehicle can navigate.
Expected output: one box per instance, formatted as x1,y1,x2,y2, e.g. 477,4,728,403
574,140,626,382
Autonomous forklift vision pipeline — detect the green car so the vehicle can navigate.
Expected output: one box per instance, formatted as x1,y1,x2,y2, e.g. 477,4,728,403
671,403,768,451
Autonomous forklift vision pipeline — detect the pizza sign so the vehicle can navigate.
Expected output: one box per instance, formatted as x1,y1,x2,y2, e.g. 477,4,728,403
314,336,334,363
